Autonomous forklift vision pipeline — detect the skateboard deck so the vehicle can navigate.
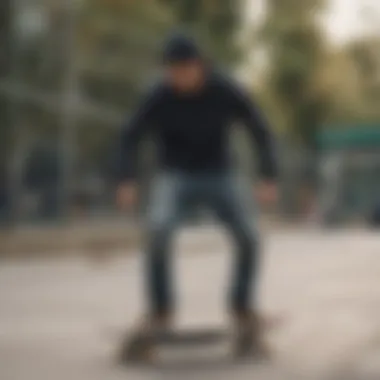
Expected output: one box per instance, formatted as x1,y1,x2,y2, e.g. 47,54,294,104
116,315,285,366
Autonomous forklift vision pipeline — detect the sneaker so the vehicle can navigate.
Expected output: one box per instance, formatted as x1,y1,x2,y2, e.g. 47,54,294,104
231,311,270,360
118,313,172,364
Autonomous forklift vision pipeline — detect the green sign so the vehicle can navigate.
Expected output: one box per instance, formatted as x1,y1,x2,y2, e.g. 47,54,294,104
318,125,380,150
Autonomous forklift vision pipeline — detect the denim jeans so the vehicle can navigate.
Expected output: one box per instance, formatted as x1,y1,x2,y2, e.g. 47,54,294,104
143,171,260,316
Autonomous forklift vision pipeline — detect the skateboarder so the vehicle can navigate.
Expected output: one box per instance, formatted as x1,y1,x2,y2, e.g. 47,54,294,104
116,33,279,360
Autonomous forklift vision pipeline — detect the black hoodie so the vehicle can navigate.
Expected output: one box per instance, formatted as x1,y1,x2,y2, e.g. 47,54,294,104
118,36,278,181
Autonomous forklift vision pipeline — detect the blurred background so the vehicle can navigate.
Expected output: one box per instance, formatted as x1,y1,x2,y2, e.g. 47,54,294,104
0,0,379,250
0,2,379,379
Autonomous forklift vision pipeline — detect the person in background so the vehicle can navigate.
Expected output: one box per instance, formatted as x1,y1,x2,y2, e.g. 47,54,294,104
369,200,380,227
116,32,279,360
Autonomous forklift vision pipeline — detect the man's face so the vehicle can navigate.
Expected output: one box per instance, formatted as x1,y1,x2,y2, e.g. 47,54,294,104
165,60,205,93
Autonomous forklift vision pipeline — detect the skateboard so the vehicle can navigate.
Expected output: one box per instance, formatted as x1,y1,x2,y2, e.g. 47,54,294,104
116,315,284,366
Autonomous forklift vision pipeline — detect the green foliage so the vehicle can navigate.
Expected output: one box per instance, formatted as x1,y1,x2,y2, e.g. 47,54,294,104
314,36,380,126
0,0,11,176
346,37,380,120
261,0,329,148
78,0,174,109
160,0,241,65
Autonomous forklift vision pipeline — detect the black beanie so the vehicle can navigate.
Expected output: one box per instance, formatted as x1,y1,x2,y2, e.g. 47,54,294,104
162,33,202,64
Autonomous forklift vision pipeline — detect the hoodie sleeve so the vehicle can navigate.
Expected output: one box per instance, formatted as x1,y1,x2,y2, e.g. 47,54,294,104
118,87,161,182
226,80,278,180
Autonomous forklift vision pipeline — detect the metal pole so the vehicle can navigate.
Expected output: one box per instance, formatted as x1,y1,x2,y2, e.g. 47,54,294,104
58,0,79,220
7,0,24,226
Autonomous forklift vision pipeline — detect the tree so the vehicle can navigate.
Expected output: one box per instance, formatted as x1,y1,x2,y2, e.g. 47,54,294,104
346,36,380,121
75,1,177,206
314,36,380,125
78,0,174,109
0,0,11,177
161,0,242,65
315,50,363,123
260,0,329,148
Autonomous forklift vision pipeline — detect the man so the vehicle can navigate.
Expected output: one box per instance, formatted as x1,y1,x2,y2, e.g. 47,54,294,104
117,33,278,359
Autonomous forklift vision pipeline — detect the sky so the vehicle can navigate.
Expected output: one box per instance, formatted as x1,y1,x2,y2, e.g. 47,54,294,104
246,0,380,45
323,0,380,44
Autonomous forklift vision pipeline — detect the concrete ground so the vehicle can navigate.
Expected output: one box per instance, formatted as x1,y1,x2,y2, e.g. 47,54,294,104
0,228,379,380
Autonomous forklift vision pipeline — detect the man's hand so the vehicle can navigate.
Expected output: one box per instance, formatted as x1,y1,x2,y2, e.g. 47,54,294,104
255,181,278,207
116,182,138,210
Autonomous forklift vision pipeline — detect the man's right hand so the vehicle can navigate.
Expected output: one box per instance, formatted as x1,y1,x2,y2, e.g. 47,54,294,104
116,182,138,210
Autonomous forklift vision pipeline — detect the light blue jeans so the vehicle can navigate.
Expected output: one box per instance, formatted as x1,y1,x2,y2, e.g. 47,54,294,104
144,171,260,316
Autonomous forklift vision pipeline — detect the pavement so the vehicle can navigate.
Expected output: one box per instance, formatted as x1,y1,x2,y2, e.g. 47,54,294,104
0,228,379,380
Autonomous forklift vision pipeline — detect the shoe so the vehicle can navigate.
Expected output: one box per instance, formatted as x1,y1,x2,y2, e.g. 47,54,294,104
231,310,271,360
118,313,172,364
